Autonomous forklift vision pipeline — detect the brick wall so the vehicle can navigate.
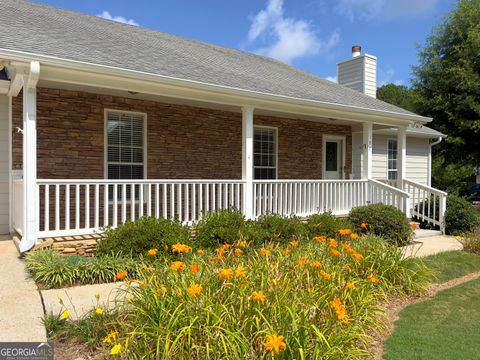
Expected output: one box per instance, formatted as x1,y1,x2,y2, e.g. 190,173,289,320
12,88,352,179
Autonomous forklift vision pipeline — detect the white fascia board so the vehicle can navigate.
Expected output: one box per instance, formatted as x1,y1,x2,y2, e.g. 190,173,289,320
372,128,446,139
0,48,432,125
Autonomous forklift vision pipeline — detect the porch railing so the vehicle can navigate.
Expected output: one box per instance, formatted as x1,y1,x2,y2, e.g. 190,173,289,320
403,179,447,233
36,179,245,237
30,178,414,238
12,175,24,236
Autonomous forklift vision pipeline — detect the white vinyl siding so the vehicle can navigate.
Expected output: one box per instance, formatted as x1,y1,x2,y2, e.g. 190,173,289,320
352,133,363,179
406,137,429,185
0,96,9,233
106,111,145,180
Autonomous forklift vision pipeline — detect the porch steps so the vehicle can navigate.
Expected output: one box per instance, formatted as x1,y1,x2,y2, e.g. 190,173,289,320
414,228,443,239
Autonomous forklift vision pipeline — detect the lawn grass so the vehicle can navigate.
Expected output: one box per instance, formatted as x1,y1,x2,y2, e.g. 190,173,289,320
384,277,480,360
421,250,480,283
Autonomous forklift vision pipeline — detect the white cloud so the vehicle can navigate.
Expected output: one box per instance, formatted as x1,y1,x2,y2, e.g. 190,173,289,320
334,0,439,22
97,11,139,26
247,0,340,64
377,68,403,87
326,75,337,83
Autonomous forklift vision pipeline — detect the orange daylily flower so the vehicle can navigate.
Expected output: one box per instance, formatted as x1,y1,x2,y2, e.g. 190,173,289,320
116,271,128,281
313,235,326,243
250,291,267,302
146,248,158,257
328,239,338,248
170,261,185,272
338,229,352,236
186,284,203,298
263,334,287,355
219,268,234,279
189,264,201,274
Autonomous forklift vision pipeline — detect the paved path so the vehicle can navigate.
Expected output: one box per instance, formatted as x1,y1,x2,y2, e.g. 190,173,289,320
0,240,47,342
402,235,463,258
41,282,124,320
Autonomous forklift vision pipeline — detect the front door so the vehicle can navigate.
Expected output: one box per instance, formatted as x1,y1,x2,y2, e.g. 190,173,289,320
324,138,344,179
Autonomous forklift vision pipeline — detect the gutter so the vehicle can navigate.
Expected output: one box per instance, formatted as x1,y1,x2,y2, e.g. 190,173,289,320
0,48,432,125
428,137,443,187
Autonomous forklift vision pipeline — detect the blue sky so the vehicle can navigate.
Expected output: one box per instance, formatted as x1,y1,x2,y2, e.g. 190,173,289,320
35,0,457,87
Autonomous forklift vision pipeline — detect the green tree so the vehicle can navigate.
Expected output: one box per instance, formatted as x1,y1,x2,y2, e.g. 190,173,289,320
377,83,417,113
412,0,480,190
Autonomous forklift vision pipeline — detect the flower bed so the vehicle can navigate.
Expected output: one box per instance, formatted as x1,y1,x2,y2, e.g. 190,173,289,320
47,230,429,358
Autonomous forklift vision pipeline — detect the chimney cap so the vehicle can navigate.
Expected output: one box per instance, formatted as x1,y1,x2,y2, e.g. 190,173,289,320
352,45,362,57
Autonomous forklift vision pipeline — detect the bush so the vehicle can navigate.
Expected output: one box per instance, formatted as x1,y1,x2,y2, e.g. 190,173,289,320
243,213,307,244
95,216,190,257
461,230,480,255
306,212,353,239
25,249,138,289
445,195,480,235
348,203,413,246
194,208,246,248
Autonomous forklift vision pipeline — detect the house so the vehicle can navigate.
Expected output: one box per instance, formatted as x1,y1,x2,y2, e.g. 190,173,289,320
0,0,447,252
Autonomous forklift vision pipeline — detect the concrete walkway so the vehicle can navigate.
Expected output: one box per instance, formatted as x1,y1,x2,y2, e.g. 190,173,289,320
41,282,124,320
0,239,47,342
402,235,463,258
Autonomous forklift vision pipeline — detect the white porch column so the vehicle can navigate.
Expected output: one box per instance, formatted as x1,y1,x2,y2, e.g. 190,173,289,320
397,125,407,190
242,106,254,219
19,61,40,252
362,122,373,179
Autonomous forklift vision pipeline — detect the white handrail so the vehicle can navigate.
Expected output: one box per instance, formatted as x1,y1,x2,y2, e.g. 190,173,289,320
368,179,411,217
403,179,447,233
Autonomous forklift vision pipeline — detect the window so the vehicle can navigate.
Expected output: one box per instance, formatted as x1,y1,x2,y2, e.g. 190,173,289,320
254,127,277,180
387,139,397,180
106,111,145,180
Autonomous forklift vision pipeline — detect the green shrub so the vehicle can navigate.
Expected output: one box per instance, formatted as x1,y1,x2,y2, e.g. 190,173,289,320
244,213,307,244
194,208,246,248
445,195,480,235
461,230,480,255
95,216,190,257
25,249,138,289
348,203,413,246
306,212,353,239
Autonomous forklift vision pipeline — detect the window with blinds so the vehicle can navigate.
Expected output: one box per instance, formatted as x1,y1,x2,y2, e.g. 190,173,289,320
107,111,145,180
254,127,277,180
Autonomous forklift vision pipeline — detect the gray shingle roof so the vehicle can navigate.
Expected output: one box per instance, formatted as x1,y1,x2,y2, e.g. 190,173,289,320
1,0,423,118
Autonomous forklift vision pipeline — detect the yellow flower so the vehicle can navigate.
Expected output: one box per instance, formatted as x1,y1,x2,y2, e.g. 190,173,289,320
95,293,100,301
338,229,352,236
60,310,70,319
320,270,331,280
367,274,379,284
361,223,368,229
164,245,169,251
170,261,185,272
124,337,129,349
196,249,205,255
238,240,248,247
186,284,203,298
331,249,342,257
250,291,267,302
313,235,326,243
95,308,103,316
110,344,122,355
116,270,128,281
219,268,234,279
345,282,355,290
189,264,201,274
263,334,287,355
282,249,291,256
103,331,118,344
350,233,359,240
147,248,158,257
311,261,322,268
172,243,192,254
234,266,246,278
289,240,298,248
328,239,338,248
296,259,307,267
234,248,244,255
259,248,271,256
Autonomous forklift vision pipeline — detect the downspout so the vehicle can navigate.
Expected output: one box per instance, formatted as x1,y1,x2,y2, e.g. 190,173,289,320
428,137,442,187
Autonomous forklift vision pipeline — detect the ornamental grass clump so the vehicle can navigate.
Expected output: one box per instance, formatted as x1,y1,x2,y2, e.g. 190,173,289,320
83,230,430,359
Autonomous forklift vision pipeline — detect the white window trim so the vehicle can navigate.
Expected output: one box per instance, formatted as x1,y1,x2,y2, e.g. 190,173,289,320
104,109,148,180
322,134,346,179
386,138,398,180
253,125,278,180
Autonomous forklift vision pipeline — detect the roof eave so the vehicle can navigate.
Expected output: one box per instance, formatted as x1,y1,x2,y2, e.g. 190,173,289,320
0,48,432,125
